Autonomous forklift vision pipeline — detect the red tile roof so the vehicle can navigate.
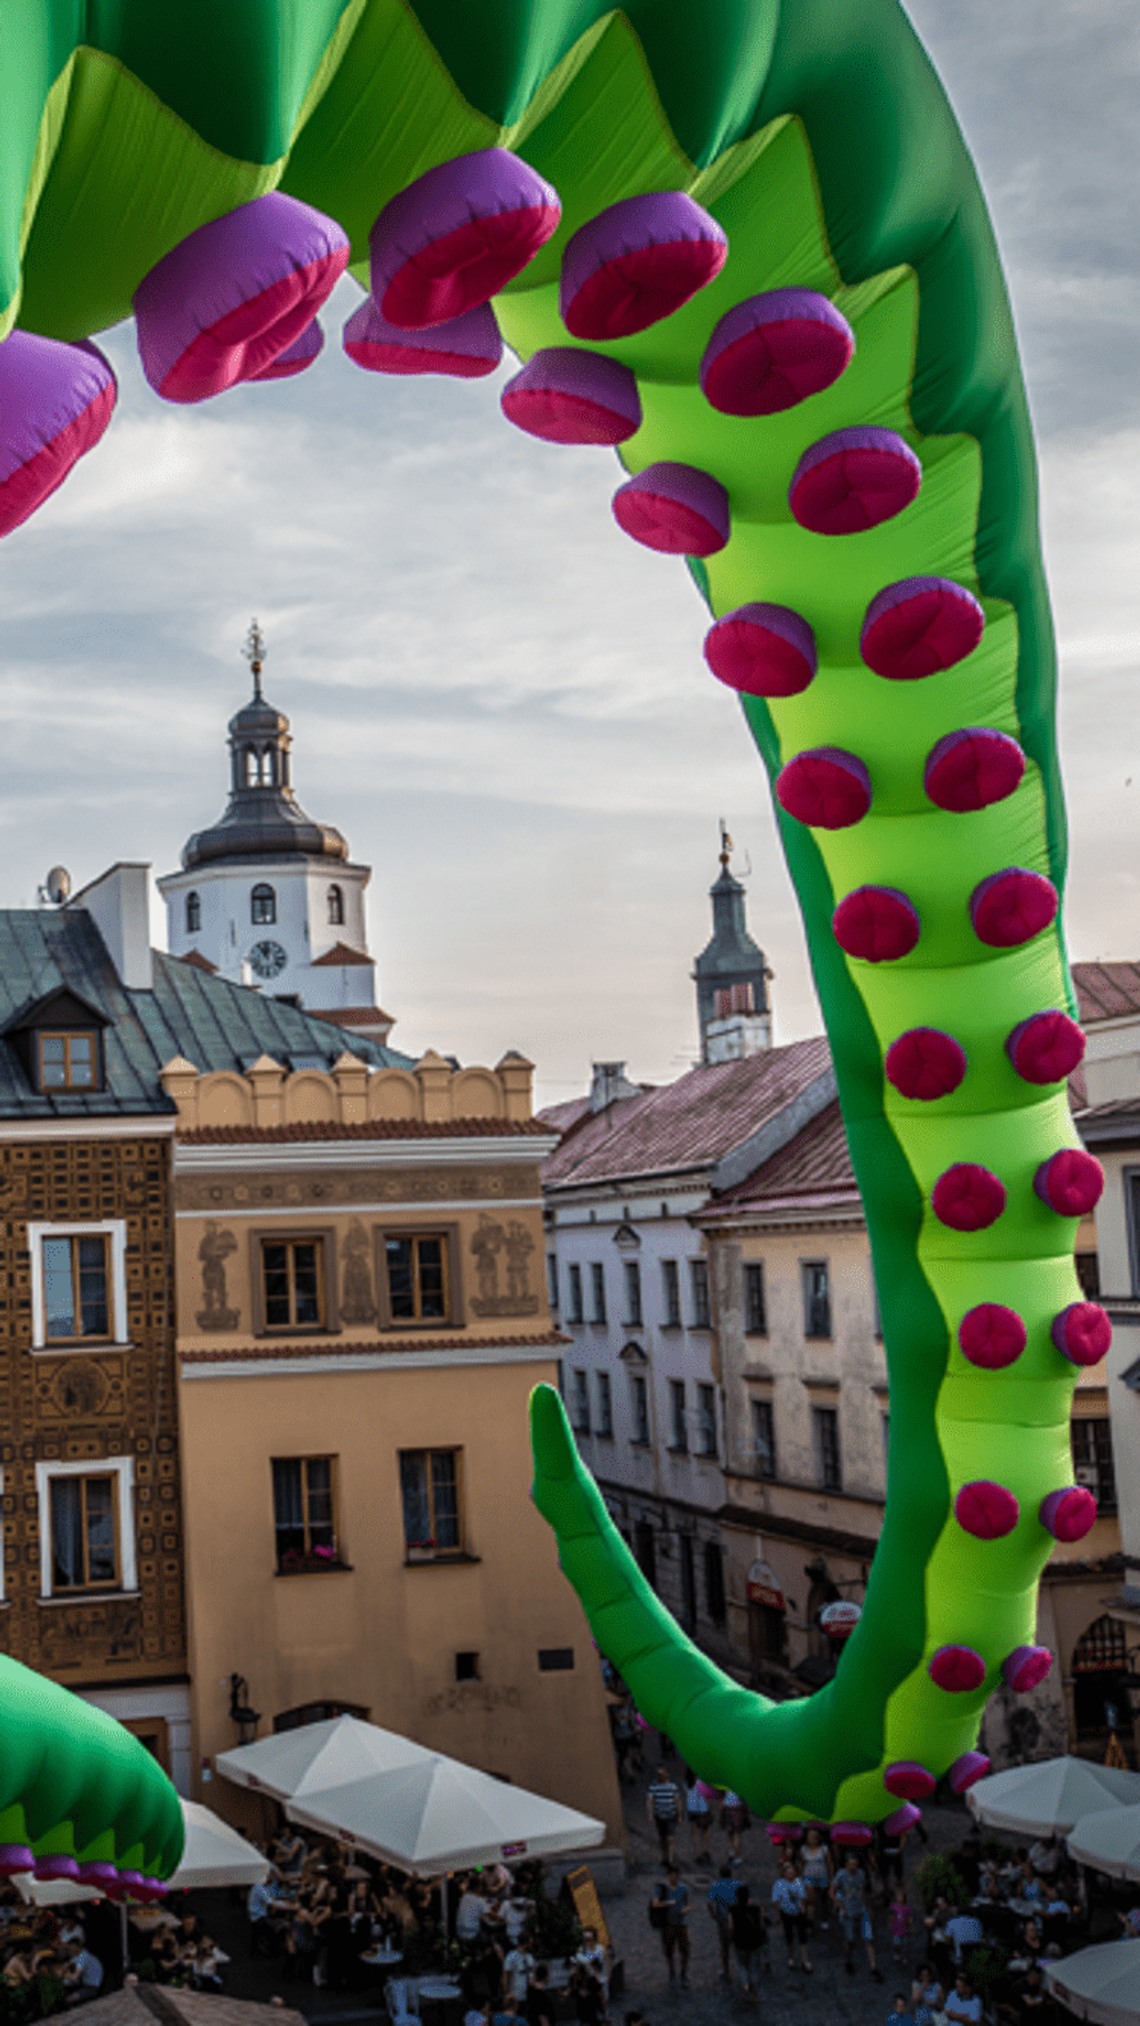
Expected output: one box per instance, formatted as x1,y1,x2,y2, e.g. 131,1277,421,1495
310,941,374,968
181,1327,567,1363
1072,961,1140,1024
541,1035,833,1188
696,1099,860,1222
178,1116,554,1144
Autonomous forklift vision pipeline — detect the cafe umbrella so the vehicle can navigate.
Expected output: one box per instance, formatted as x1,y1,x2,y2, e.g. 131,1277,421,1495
967,1756,1140,1835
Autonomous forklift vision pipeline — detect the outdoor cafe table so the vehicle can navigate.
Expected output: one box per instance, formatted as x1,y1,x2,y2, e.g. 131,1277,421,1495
416,1978,462,2026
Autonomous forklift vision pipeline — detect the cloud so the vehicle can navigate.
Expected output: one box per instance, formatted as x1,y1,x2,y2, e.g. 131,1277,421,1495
1,8,1136,1101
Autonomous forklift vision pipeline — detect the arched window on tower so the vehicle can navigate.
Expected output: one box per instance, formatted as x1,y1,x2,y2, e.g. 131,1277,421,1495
185,891,201,934
259,748,277,786
327,885,344,926
243,746,259,788
251,883,276,925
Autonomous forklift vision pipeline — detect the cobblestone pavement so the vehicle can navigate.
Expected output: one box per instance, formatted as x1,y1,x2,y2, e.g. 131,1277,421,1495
595,1748,981,2026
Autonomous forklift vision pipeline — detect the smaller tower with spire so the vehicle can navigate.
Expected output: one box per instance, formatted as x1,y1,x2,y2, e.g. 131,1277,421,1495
692,823,772,1063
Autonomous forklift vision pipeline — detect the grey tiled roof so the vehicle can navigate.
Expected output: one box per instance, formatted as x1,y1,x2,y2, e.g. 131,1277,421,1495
541,1035,833,1188
0,909,412,1121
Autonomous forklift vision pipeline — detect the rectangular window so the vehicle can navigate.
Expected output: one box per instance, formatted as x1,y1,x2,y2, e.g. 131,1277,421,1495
662,1259,681,1327
590,1262,607,1324
538,1648,575,1672
812,1406,842,1491
567,1262,584,1325
29,1223,128,1353
262,1238,325,1329
399,1449,463,1557
690,1258,711,1328
1075,1252,1101,1301
669,1378,688,1451
570,1367,591,1435
678,1534,696,1631
744,1262,767,1336
42,1233,110,1342
630,1374,650,1446
704,1540,726,1625
385,1233,449,1323
624,1260,642,1327
696,1383,718,1457
1072,1417,1117,1513
595,1371,613,1438
751,1397,776,1479
50,1473,118,1590
272,1457,338,1571
881,1411,891,1482
634,1521,657,1590
546,1252,559,1312
802,1261,832,1339
38,1031,98,1092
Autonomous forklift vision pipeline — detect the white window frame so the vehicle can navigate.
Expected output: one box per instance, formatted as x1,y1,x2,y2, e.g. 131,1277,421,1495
27,1221,129,1353
35,1455,137,1600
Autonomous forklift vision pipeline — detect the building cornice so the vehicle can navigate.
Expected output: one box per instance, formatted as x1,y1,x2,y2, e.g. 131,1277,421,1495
174,1133,555,1173
0,1114,174,1142
180,1336,565,1379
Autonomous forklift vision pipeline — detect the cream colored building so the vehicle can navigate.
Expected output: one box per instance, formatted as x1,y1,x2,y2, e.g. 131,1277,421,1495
167,1051,623,1845
697,1094,1122,1761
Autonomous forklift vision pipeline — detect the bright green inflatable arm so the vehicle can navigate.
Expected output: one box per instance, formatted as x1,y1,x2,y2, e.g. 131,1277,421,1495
0,0,1104,1838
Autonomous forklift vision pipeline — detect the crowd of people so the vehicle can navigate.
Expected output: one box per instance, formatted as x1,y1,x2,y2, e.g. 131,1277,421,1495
0,1886,228,2020
639,1759,1140,2023
249,1825,615,2025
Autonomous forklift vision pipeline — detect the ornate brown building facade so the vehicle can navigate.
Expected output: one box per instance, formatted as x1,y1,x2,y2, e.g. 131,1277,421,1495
0,1129,186,1771
0,864,410,1790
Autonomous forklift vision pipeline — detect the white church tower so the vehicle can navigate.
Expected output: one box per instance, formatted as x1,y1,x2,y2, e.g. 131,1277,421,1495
158,623,393,1046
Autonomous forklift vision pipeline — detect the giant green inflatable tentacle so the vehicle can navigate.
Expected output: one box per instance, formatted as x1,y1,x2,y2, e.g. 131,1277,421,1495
0,0,1096,1843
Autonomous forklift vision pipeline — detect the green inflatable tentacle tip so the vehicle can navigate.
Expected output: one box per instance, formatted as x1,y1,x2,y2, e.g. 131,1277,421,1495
0,0,1097,1837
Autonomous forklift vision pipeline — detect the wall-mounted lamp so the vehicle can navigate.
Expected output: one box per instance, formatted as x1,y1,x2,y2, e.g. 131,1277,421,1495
229,1672,261,1744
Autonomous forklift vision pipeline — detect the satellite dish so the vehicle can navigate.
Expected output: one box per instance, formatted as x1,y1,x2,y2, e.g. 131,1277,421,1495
45,866,71,905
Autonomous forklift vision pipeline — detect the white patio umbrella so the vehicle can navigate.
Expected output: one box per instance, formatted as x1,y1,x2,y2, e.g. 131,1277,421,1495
1068,1802,1140,1882
287,1753,604,1876
215,1715,434,1803
1045,1939,1140,2026
968,1756,1140,1835
16,1800,270,1904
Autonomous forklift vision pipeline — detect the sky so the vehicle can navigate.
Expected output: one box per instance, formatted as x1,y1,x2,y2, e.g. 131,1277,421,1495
1,1,1137,1110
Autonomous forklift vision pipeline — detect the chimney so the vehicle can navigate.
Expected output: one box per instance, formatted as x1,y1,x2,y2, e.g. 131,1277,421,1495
589,1061,641,1114
65,863,153,991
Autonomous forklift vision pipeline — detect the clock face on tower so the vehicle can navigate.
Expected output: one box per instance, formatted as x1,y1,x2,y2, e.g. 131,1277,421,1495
248,939,288,980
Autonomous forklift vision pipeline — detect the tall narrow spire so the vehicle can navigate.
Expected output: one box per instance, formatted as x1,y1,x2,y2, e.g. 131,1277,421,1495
243,618,266,702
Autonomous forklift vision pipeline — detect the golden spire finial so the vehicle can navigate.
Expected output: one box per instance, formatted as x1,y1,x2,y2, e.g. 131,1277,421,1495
243,618,266,700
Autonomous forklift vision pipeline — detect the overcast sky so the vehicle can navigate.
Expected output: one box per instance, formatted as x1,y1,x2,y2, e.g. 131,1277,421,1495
1,1,1136,1108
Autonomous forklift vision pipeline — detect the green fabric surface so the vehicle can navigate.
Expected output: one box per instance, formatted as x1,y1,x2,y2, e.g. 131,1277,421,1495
0,0,1073,1840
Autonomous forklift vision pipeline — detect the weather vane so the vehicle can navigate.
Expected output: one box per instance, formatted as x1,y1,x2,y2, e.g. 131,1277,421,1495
243,618,266,699
719,817,733,867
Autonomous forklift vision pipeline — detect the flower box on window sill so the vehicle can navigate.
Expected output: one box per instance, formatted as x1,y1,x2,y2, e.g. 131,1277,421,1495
276,1550,351,1577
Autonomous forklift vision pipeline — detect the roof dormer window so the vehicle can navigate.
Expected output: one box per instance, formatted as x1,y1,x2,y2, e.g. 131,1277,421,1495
38,1031,99,1092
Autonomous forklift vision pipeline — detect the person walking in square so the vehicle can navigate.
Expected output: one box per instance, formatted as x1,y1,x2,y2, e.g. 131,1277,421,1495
647,1767,682,1868
771,1861,812,1974
731,1884,767,2002
831,1853,883,1981
707,1866,738,1982
650,1867,690,1990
